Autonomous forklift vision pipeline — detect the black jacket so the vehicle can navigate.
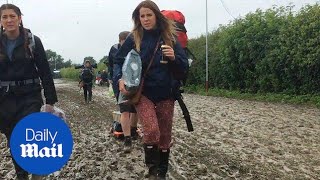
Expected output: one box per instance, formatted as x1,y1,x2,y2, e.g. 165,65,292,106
0,29,57,104
108,43,120,81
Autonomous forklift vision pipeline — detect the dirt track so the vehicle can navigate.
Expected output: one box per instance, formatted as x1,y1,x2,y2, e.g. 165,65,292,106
1,79,320,179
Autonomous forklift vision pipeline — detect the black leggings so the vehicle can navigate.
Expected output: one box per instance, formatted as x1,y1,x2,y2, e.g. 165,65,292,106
0,91,42,177
83,83,93,102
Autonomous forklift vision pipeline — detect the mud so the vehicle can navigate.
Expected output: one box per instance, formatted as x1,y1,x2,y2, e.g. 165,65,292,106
1,79,319,179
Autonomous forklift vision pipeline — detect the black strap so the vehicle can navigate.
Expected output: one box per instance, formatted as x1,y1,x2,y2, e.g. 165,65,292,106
0,78,40,87
143,37,161,77
185,47,196,60
176,95,193,132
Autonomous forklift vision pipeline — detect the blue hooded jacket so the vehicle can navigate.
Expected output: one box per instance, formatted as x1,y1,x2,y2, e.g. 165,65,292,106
113,28,188,103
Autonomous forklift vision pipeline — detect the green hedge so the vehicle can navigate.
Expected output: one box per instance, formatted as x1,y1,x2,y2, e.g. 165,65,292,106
187,4,320,95
60,63,107,81
60,67,79,80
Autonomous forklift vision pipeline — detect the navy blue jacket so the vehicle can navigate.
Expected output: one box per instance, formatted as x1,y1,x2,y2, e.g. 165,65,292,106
113,29,188,103
108,43,120,81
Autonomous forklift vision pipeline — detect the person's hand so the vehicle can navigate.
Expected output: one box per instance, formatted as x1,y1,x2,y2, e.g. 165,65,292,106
118,79,130,95
161,45,175,61
44,104,54,113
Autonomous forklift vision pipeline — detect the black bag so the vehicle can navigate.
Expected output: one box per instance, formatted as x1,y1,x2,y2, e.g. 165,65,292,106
81,68,93,82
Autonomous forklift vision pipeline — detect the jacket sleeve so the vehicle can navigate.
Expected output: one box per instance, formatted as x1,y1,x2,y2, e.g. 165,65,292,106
107,46,114,80
33,35,58,105
168,41,189,78
113,36,135,83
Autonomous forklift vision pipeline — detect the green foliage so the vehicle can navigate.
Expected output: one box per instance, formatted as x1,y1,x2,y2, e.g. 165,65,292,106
60,62,107,81
46,50,72,71
60,66,80,81
97,62,107,73
99,55,108,64
187,3,320,95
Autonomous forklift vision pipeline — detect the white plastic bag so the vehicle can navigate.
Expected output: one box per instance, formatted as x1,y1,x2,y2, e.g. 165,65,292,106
108,85,114,97
118,49,142,104
40,104,66,122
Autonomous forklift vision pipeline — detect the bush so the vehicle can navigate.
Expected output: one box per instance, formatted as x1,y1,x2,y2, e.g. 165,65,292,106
187,3,320,95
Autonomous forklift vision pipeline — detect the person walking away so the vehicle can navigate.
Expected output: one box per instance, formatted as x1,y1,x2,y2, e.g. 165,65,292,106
113,1,188,179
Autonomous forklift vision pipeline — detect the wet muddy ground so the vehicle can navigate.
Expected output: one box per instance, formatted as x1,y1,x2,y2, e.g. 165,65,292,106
1,79,320,179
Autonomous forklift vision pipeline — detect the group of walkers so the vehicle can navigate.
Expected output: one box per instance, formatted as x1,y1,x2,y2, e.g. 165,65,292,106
0,0,189,179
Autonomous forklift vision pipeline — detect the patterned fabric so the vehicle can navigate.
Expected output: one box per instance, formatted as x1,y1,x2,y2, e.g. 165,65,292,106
135,95,174,149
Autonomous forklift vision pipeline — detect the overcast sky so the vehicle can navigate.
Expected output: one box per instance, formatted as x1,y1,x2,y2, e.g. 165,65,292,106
6,0,319,64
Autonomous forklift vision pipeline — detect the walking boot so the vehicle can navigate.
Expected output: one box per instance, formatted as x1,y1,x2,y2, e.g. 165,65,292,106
144,144,159,180
158,149,170,180
123,136,132,153
88,93,92,103
131,126,138,140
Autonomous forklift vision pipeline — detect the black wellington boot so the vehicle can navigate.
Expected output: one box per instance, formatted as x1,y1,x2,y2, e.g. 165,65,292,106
144,144,159,180
158,149,170,180
14,163,29,180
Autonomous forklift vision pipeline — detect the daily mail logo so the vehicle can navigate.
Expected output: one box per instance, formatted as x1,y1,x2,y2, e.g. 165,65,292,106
20,129,63,158
10,113,73,175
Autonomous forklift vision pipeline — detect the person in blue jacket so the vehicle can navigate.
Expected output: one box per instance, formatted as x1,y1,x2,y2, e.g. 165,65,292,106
113,0,188,179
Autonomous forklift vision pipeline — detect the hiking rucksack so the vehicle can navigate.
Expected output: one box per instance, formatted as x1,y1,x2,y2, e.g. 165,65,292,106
161,10,188,49
81,68,94,82
162,10,197,85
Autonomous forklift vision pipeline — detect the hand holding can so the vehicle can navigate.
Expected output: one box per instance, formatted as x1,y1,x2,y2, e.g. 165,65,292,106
160,45,175,63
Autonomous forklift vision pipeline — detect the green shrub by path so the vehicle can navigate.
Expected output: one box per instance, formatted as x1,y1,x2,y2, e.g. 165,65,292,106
97,63,107,73
60,67,80,80
187,3,320,95
60,63,107,81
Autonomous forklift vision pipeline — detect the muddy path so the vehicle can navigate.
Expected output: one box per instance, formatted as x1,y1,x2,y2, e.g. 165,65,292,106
1,79,320,179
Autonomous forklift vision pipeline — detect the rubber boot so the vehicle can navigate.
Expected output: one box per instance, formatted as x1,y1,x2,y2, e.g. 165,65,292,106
84,94,88,104
158,149,170,180
88,93,92,103
144,144,159,180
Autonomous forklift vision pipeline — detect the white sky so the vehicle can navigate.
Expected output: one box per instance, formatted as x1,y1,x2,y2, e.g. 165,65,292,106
5,0,319,64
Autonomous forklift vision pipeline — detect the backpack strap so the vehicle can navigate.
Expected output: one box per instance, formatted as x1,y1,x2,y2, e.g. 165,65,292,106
27,32,35,59
143,36,161,77
23,28,39,73
23,28,35,59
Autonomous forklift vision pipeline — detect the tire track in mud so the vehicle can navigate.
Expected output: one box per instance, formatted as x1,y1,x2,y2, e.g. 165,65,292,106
1,79,320,179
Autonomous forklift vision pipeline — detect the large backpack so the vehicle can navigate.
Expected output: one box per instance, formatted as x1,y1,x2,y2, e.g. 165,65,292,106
161,10,188,49
162,11,194,132
81,68,94,83
162,10,196,85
